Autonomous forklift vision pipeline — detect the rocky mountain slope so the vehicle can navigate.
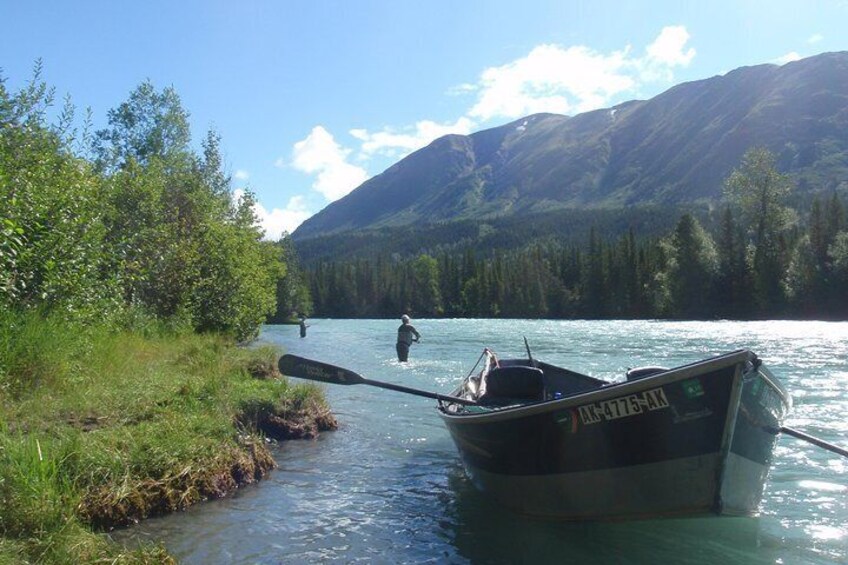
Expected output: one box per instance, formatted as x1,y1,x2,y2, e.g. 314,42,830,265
294,51,848,240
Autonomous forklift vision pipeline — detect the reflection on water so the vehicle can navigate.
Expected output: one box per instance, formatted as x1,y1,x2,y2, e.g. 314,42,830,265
115,320,848,564
449,492,766,564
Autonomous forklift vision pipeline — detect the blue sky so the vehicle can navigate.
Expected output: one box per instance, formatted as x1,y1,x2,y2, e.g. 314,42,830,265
2,1,847,238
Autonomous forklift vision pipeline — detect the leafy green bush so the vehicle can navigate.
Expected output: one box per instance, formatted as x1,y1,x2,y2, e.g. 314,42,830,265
2,66,284,342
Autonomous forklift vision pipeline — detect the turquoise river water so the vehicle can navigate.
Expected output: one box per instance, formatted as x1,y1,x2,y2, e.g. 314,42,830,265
116,319,848,564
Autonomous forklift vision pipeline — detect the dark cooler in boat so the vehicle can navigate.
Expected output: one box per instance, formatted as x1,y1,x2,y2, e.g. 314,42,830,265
479,365,545,405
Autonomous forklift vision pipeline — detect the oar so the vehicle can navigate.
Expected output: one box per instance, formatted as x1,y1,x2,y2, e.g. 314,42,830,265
767,425,848,459
278,354,478,406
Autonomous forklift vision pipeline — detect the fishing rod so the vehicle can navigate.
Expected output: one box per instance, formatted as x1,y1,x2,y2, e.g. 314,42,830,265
523,336,536,368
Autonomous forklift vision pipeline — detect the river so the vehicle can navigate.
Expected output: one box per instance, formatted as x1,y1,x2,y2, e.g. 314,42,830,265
116,319,848,563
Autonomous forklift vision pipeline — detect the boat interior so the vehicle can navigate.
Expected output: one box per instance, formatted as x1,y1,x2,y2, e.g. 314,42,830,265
451,348,765,411
463,356,609,408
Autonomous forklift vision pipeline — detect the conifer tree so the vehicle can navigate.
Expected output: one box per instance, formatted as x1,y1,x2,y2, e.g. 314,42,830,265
723,147,794,314
667,214,718,318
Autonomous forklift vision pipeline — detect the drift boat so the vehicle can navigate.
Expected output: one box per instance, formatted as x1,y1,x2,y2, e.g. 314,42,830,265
277,348,839,521
437,348,791,519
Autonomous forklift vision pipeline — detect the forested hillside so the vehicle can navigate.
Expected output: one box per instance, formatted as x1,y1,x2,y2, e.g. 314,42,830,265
304,149,848,320
289,52,848,321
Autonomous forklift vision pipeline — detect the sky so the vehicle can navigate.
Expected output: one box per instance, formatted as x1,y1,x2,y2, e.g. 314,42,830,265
2,1,847,239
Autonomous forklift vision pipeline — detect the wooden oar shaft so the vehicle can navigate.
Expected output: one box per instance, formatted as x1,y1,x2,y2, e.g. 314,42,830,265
361,378,477,406
780,426,848,458
278,354,478,406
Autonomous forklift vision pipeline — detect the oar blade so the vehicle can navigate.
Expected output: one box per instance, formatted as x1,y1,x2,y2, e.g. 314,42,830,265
278,354,364,386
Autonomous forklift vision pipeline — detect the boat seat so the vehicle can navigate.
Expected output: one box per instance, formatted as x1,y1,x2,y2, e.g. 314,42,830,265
479,365,545,405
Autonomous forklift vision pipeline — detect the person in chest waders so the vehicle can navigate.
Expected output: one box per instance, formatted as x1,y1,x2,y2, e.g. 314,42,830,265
396,315,421,362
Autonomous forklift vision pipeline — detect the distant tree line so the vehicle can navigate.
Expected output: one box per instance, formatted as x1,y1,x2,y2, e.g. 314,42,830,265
294,204,696,266
1,63,289,340
305,148,848,320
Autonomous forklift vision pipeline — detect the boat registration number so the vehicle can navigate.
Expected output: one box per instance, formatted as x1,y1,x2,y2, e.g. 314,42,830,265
577,388,669,425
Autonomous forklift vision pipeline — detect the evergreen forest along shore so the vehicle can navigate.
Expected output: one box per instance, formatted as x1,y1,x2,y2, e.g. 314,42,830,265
302,150,848,321
1,68,331,562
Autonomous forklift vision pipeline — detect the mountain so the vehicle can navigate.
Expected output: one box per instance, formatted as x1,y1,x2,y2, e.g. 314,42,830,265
293,51,848,241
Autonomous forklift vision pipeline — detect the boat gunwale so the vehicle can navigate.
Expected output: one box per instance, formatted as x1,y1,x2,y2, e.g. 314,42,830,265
438,349,789,424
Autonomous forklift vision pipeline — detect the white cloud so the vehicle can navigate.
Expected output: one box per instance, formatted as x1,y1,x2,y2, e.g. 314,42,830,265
807,33,824,44
234,169,249,181
290,126,369,201
446,83,478,96
645,26,696,67
638,25,696,82
466,26,695,122
350,117,475,160
234,189,312,240
774,51,802,65
467,44,634,120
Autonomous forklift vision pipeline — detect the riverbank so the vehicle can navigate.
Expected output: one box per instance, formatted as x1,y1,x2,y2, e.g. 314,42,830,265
0,312,336,563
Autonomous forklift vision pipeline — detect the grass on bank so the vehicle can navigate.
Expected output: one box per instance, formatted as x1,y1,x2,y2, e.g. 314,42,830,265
0,309,336,564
